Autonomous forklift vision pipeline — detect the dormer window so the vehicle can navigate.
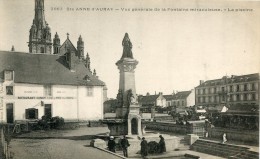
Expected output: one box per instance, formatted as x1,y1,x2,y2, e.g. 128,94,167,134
6,86,13,95
4,70,14,81
83,75,90,81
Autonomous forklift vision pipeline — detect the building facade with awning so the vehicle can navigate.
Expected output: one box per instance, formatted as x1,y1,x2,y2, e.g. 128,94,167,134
195,73,259,111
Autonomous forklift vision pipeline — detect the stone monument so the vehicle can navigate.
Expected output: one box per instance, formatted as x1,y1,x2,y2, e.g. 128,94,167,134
103,33,142,136
100,34,180,156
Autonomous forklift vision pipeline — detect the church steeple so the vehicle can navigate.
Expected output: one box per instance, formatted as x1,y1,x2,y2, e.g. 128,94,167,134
34,0,46,28
28,0,52,54
53,32,60,54
85,53,91,71
77,35,84,59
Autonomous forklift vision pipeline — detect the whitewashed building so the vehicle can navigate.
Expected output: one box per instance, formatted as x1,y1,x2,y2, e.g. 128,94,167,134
0,51,106,123
0,0,107,123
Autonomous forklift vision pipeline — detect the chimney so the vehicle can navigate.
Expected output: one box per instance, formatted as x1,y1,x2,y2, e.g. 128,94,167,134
200,80,204,85
93,69,99,78
67,51,76,72
11,45,15,51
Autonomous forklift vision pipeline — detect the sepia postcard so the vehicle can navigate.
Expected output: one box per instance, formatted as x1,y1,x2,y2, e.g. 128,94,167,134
0,0,259,158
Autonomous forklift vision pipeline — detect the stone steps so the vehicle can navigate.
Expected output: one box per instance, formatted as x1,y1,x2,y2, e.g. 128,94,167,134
229,151,259,159
178,138,190,151
175,138,189,151
190,139,251,158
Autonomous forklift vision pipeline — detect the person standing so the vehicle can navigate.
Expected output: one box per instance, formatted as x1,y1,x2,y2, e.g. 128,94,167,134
158,135,166,153
222,133,227,144
204,119,211,138
108,136,116,153
140,137,148,159
120,135,130,157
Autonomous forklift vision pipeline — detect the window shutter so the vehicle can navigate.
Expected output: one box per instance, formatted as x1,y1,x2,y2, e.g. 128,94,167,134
35,109,38,119
25,109,29,119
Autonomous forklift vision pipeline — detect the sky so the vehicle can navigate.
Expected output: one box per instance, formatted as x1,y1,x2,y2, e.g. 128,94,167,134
0,0,259,98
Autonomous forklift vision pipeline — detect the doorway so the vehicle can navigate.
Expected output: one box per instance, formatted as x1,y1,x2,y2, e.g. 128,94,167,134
131,118,138,135
6,103,14,123
44,104,52,119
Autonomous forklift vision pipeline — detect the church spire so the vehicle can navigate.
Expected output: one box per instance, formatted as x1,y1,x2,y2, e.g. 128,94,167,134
29,0,52,54
53,32,60,54
34,0,46,28
85,53,91,71
77,35,84,59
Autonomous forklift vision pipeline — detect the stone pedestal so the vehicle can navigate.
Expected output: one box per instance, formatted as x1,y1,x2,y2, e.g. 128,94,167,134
116,58,139,118
90,139,107,149
186,134,199,145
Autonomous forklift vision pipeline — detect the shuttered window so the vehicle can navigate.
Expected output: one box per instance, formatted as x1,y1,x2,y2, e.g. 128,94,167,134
6,86,13,95
25,108,38,119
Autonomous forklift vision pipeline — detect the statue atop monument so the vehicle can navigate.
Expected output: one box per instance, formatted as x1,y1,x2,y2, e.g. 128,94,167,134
121,33,133,59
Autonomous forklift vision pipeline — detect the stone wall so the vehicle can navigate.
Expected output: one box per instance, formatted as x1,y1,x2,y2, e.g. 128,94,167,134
0,125,11,159
208,127,259,144
145,121,205,137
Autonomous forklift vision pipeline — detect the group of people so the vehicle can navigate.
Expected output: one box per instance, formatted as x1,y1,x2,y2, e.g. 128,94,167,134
140,135,166,158
108,135,130,157
107,135,166,158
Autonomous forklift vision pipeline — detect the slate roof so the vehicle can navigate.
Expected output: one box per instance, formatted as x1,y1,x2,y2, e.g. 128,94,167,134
0,51,105,86
138,95,160,103
196,73,259,88
164,95,174,101
59,38,77,55
172,91,191,99
227,73,259,84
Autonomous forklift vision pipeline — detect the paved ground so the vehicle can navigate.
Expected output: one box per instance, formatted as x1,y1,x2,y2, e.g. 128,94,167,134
8,127,259,159
9,127,122,159
128,150,226,159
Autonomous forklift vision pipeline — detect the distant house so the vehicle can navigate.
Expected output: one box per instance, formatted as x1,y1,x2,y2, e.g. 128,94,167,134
164,95,175,107
103,99,117,113
138,92,166,113
171,90,195,107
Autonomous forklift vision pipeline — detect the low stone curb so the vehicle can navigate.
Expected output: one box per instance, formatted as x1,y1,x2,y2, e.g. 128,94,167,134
95,147,127,159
